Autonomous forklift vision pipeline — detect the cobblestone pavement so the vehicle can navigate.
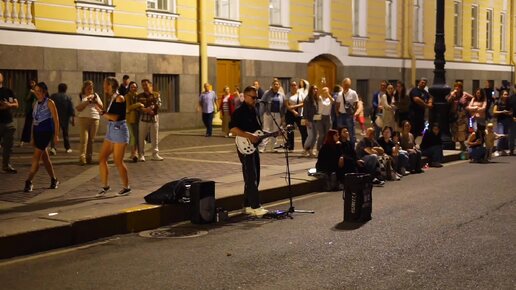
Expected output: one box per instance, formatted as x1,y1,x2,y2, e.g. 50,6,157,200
0,127,315,207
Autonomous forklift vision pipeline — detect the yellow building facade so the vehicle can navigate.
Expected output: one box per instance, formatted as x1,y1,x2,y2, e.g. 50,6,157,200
0,0,515,130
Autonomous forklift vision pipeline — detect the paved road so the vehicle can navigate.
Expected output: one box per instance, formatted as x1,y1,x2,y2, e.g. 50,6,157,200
1,157,515,289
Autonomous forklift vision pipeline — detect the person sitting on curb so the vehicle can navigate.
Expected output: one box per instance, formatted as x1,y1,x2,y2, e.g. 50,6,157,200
377,126,408,178
354,127,386,186
316,129,344,190
467,127,487,163
399,120,424,173
420,123,444,168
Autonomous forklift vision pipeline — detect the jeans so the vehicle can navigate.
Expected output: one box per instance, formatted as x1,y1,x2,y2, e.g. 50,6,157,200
316,115,331,151
496,118,512,151
0,122,15,168
395,150,410,172
285,112,307,150
51,122,71,150
79,117,99,162
238,151,261,208
469,146,486,161
260,112,282,151
359,154,381,179
422,145,443,163
139,121,159,156
337,113,356,144
202,112,214,136
304,121,318,151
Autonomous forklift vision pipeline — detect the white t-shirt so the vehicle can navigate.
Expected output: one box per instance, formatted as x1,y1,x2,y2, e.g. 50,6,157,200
336,88,358,114
318,97,332,116
288,91,305,116
77,93,103,119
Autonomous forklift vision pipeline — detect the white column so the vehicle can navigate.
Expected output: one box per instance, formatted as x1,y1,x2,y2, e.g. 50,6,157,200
5,0,12,23
100,9,106,32
87,8,93,31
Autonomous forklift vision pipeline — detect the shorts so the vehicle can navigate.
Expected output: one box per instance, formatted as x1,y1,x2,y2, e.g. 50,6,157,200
33,130,52,151
105,120,129,144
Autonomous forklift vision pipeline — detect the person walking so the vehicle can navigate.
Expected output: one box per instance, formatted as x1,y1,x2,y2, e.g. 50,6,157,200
302,85,319,157
229,85,268,217
96,77,131,197
219,86,235,137
137,79,164,161
49,83,75,154
76,80,103,165
335,78,358,144
24,82,60,192
198,83,217,137
0,73,19,173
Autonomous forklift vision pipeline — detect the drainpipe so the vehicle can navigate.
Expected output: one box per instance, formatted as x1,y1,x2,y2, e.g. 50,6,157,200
510,0,515,86
406,0,416,87
198,0,208,87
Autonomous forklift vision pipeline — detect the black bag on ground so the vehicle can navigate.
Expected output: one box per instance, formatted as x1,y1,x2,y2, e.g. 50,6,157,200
343,173,373,222
144,177,202,204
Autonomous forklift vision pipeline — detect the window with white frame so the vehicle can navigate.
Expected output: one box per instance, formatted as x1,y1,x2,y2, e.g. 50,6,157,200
453,1,462,47
500,13,507,51
314,0,330,32
147,0,174,12
216,0,239,20
471,5,478,49
385,0,397,40
413,0,423,42
486,9,493,50
269,0,289,27
353,0,367,37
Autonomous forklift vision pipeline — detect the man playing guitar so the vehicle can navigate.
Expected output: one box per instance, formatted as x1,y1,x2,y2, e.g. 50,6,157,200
229,85,268,217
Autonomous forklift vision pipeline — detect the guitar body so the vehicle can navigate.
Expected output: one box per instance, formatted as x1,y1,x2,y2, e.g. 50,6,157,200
235,130,265,155
235,130,281,155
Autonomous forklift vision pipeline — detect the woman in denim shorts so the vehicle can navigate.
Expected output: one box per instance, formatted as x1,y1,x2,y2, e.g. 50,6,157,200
96,77,131,197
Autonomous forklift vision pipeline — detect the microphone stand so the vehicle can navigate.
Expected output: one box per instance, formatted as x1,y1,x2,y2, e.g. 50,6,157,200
265,107,315,219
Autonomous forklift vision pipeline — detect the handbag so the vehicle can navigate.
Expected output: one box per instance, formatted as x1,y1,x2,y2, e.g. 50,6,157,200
313,114,322,121
374,115,383,128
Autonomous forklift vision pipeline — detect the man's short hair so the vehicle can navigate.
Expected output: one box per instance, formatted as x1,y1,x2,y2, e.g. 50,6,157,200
123,75,130,81
141,79,152,85
58,83,67,93
420,77,428,82
243,86,257,95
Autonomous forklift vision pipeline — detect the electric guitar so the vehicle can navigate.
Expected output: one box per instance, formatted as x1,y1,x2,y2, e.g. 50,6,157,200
235,130,282,155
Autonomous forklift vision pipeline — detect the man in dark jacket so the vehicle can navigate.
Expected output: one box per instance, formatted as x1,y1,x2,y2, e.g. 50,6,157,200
50,83,75,154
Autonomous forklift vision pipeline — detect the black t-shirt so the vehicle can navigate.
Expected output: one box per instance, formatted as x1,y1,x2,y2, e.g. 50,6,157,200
356,138,380,159
377,138,395,156
0,87,16,123
495,99,511,121
107,99,126,121
409,87,430,115
229,103,261,133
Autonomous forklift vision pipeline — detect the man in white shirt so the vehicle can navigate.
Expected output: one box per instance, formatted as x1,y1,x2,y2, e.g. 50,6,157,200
335,78,359,144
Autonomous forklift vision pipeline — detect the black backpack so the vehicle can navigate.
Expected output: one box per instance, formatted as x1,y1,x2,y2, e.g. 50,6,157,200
144,177,202,204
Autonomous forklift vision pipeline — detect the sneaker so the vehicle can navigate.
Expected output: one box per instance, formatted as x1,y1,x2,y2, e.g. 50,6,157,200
66,148,73,153
49,148,57,155
493,151,500,157
139,155,146,162
247,206,268,217
50,178,59,189
96,186,111,197
243,207,252,214
395,173,402,181
2,164,17,174
24,180,33,192
372,178,385,187
151,154,164,161
117,187,131,196
429,162,443,168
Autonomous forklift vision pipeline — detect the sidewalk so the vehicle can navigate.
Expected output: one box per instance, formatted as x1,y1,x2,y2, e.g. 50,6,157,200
0,128,462,259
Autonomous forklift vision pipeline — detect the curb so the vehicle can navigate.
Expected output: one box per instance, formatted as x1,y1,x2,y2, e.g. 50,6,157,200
0,179,323,260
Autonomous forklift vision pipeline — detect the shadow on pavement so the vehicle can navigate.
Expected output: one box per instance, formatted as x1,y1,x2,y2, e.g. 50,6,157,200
333,221,369,231
0,196,116,215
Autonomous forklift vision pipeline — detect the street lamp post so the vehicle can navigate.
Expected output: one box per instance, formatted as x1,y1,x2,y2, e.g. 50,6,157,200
428,0,454,149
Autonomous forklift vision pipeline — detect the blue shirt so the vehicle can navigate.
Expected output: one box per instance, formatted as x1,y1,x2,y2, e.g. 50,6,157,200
199,90,217,113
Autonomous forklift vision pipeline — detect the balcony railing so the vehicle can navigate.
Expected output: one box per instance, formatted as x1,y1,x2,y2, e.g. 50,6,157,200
146,10,178,40
352,36,367,55
0,0,36,29
214,18,240,45
269,26,290,49
75,1,114,36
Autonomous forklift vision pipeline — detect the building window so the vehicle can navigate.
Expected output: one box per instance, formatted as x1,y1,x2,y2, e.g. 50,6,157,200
453,1,462,47
385,0,397,40
500,13,507,51
276,77,291,96
315,0,323,31
216,0,239,20
147,0,175,12
83,71,116,104
0,69,38,116
269,0,289,27
353,0,367,37
472,80,480,92
356,79,369,112
413,0,423,42
486,9,493,50
471,5,479,49
153,74,179,113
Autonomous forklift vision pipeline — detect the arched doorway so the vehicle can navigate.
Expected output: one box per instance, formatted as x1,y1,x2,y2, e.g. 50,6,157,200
307,56,337,90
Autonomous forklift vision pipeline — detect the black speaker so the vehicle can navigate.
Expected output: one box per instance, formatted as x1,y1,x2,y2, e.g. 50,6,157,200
190,180,216,224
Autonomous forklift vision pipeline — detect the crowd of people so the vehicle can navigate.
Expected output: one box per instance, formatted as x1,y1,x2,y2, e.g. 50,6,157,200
0,73,166,195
